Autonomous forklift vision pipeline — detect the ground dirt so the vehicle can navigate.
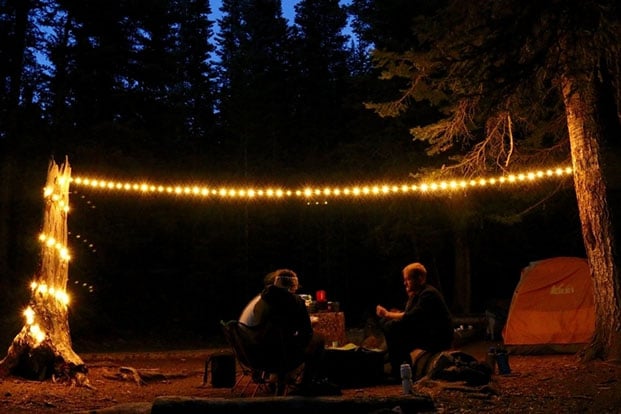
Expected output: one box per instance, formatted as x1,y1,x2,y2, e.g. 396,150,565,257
1,340,620,413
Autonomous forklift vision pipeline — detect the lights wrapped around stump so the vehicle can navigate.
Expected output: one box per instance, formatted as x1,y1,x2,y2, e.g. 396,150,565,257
0,157,89,386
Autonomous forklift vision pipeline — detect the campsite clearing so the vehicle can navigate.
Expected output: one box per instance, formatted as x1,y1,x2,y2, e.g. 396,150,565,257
1,340,620,413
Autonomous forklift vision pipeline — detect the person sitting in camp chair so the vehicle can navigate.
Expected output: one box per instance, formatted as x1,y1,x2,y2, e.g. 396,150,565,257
376,262,454,379
250,269,337,395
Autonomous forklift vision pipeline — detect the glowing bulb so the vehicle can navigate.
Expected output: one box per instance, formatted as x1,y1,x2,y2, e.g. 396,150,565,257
23,307,35,325
29,324,45,345
60,248,71,261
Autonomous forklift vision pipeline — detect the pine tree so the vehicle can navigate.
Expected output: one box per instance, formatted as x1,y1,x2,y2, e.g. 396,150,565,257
175,0,217,141
216,0,292,178
365,0,621,360
289,0,350,166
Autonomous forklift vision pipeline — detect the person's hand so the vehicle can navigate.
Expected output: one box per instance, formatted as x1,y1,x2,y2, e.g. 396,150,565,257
376,305,387,318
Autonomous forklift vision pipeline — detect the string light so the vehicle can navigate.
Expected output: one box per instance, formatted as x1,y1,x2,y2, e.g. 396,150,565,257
23,307,46,345
19,164,574,347
71,166,573,201
38,233,71,261
68,232,98,253
30,280,71,306
29,324,46,345
73,279,95,293
23,306,35,325
43,186,70,212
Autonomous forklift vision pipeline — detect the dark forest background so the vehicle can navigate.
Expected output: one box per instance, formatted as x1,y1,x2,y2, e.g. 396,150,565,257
1,0,586,351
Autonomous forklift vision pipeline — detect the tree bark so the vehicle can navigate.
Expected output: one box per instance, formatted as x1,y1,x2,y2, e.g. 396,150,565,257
561,73,621,362
452,223,471,314
0,157,87,384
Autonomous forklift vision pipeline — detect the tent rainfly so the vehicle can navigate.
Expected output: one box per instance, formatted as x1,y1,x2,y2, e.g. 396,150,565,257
502,257,595,354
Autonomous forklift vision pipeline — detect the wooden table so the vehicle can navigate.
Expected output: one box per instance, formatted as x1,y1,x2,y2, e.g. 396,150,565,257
311,311,347,346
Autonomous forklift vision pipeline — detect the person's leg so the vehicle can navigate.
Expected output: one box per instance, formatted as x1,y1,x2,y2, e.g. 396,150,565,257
295,333,340,396
383,325,411,377
301,332,325,385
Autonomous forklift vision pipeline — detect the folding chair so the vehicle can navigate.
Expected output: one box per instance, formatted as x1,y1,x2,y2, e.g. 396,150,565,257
220,320,302,397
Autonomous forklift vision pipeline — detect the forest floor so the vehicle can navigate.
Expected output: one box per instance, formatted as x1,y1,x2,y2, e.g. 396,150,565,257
1,339,620,413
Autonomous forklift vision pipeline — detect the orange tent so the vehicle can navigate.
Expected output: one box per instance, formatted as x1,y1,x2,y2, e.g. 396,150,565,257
502,257,595,354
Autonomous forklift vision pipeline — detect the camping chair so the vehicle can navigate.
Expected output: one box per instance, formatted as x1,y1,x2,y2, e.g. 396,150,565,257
220,320,302,397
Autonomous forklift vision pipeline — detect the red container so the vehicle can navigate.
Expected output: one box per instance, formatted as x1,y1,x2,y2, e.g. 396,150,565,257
316,290,327,302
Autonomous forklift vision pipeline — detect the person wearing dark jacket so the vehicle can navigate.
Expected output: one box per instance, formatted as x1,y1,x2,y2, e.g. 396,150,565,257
376,262,453,377
252,269,326,392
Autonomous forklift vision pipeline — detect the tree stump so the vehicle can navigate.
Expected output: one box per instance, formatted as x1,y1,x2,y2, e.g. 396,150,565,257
0,157,88,385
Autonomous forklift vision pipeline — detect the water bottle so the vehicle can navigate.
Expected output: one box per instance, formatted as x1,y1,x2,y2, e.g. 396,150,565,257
400,363,412,394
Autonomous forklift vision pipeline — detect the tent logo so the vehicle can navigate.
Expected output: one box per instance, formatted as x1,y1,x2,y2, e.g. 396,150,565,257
550,284,575,295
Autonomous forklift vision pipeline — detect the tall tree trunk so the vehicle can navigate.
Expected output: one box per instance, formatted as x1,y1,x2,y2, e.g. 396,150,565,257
452,225,471,314
446,195,472,315
561,73,621,362
0,158,88,384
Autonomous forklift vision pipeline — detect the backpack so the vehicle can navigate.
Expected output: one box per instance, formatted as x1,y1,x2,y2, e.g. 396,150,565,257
426,351,492,386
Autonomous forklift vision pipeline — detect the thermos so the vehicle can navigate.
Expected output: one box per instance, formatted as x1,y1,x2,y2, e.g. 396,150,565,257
400,363,413,394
